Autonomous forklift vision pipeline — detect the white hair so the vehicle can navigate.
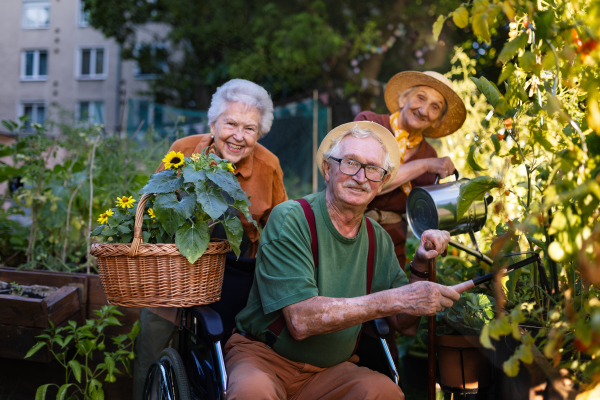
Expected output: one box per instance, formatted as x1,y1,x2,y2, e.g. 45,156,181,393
207,79,274,138
324,125,394,172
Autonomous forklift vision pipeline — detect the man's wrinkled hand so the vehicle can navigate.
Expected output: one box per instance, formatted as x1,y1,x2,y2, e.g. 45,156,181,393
400,281,460,316
413,230,450,267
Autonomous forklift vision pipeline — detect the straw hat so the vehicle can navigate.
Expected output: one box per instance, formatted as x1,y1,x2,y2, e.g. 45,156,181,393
316,121,400,188
384,71,467,138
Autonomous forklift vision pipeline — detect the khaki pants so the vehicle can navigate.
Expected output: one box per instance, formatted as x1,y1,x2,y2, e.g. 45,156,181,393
224,334,404,400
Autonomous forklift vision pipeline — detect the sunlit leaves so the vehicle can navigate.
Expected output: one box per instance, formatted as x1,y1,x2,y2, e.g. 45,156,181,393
497,33,528,64
452,7,470,29
467,145,488,171
432,15,447,42
470,76,504,110
457,176,502,219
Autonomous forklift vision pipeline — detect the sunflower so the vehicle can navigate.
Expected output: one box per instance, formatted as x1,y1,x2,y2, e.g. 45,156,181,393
116,195,136,209
190,153,201,162
148,208,156,220
97,209,114,225
227,163,235,173
163,151,185,169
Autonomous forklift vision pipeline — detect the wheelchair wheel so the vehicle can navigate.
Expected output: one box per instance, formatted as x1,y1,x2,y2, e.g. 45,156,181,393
143,348,192,400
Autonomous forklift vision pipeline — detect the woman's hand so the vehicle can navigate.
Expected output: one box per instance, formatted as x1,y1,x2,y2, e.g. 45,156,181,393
426,157,455,179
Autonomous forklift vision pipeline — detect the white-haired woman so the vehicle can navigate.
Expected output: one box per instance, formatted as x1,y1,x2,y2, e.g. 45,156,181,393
133,79,287,399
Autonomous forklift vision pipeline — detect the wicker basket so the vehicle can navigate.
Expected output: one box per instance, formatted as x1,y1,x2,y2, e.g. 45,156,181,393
90,193,231,307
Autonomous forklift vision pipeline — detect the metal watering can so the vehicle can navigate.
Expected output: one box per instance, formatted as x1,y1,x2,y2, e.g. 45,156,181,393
406,171,494,264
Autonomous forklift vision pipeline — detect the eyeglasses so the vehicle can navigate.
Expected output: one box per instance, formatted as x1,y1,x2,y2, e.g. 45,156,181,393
329,157,387,182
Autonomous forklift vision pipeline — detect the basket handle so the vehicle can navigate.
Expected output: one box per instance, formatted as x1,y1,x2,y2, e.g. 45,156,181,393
129,193,154,257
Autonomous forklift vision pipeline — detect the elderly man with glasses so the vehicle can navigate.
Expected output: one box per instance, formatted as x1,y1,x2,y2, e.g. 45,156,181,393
223,121,460,400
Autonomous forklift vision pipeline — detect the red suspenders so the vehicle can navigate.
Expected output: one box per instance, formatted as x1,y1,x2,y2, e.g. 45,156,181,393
264,198,375,348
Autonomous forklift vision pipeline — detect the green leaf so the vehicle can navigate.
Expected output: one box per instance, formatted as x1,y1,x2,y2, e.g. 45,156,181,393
182,165,206,184
452,6,469,28
503,354,520,377
105,357,115,376
467,145,488,171
105,316,122,326
498,32,528,64
472,11,491,42
516,344,533,364
35,384,54,400
25,342,46,358
432,15,447,41
233,199,257,226
456,177,501,219
68,360,82,383
518,51,537,72
139,170,184,194
90,387,105,400
525,233,547,251
470,76,503,109
57,384,73,400
196,188,229,220
90,225,104,236
480,325,496,350
175,222,210,264
206,169,246,201
491,134,501,153
223,217,244,258
154,193,196,235
101,227,117,237
498,63,515,84
116,225,131,234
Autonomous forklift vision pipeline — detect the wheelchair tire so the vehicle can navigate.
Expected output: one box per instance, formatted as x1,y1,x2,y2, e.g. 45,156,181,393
143,348,192,400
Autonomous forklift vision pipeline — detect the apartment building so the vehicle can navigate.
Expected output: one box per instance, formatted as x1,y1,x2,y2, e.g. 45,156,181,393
0,0,167,135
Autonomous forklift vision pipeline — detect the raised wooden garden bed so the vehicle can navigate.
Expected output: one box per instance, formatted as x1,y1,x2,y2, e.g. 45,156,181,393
0,286,80,362
0,267,140,362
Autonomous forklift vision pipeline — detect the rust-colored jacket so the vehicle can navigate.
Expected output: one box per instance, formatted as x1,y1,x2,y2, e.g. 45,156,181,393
353,111,439,268
151,134,287,322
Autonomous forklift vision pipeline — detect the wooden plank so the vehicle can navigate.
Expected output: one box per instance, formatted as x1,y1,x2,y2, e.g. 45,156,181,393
44,286,80,326
0,267,90,322
0,324,50,362
0,294,47,328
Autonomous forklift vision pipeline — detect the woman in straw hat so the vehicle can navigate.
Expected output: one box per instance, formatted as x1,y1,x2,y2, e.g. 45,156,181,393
354,70,466,270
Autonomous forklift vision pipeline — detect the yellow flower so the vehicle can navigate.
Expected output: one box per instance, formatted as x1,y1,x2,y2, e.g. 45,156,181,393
97,209,114,225
162,151,185,169
116,196,136,209
148,208,156,219
190,153,201,162
227,163,235,173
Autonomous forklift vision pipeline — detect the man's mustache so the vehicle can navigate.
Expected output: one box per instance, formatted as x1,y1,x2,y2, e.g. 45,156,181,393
343,180,371,193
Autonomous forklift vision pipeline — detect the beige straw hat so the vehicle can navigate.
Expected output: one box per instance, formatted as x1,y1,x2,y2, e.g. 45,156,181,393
384,71,467,138
317,121,400,188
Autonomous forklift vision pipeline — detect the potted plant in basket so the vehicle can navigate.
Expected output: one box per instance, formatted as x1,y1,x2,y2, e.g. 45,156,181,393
90,150,257,307
434,292,496,393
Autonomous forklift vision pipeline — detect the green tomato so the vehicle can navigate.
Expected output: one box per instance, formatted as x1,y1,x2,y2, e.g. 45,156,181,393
98,342,105,351
128,353,136,360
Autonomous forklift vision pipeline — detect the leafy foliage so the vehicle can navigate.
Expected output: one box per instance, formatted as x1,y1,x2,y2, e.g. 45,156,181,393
436,293,495,336
25,306,139,400
92,150,256,262
434,0,600,392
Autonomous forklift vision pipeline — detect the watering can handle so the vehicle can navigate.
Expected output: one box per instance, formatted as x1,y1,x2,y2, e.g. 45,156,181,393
434,169,460,185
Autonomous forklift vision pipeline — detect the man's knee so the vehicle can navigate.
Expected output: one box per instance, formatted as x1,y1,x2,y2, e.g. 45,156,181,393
352,372,404,400
227,364,283,400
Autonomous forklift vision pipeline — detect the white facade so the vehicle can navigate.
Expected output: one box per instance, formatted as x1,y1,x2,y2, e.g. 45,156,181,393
0,0,166,134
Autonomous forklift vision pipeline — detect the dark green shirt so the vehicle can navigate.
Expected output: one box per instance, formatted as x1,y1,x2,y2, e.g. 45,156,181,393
235,191,408,367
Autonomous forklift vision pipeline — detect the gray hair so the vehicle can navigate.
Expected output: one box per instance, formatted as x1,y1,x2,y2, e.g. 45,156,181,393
398,85,448,121
207,79,274,138
324,125,394,172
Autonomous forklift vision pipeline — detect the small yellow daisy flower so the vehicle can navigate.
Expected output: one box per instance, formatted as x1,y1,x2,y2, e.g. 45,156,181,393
116,196,136,209
97,209,114,225
190,153,201,162
163,151,186,169
148,208,156,219
227,163,235,173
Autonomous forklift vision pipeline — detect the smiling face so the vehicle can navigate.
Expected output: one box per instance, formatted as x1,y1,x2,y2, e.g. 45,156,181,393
397,86,446,134
210,101,261,164
323,135,389,209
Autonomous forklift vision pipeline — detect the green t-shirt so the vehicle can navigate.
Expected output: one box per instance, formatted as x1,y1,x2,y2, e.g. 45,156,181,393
235,191,408,368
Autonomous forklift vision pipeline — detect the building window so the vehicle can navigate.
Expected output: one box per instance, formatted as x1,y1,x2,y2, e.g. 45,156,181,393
21,102,46,129
21,50,48,81
134,43,168,78
22,0,50,29
77,0,89,27
77,47,107,79
78,101,104,125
